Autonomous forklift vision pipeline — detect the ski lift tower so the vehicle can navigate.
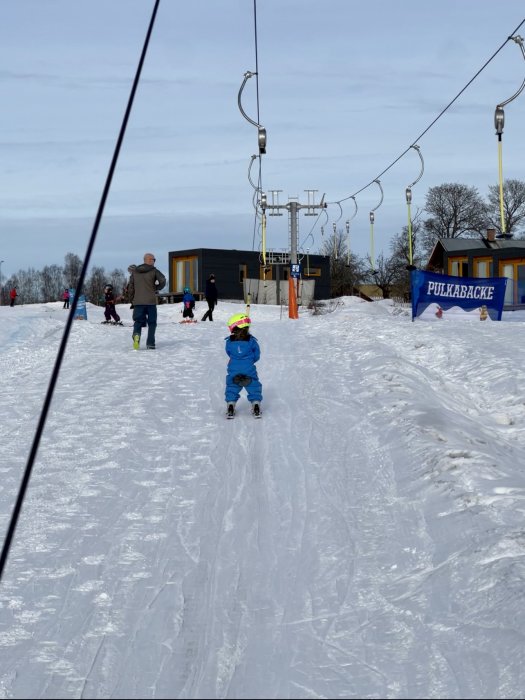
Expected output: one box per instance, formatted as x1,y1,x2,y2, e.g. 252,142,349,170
261,190,326,318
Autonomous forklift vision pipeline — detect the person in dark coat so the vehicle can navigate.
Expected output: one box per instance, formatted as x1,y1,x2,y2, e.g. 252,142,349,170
182,287,196,320
128,253,166,349
201,274,218,321
102,284,122,324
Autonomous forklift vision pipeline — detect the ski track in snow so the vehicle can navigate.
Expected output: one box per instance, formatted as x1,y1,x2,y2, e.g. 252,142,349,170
1,299,525,699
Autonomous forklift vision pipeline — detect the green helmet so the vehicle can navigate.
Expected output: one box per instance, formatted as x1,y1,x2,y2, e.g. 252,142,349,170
228,313,251,332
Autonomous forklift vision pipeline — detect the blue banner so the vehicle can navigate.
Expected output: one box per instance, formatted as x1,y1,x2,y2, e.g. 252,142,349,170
410,270,507,321
70,288,88,320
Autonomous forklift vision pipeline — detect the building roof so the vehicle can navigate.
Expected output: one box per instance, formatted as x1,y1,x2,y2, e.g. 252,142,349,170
427,236,525,269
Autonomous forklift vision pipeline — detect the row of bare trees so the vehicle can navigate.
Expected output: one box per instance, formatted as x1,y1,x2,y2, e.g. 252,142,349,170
3,180,524,305
319,179,525,299
0,253,129,306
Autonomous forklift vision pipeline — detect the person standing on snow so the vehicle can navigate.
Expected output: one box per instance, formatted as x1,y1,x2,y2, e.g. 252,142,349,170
128,253,166,350
62,288,70,309
181,287,196,321
201,274,218,321
102,284,122,325
9,287,17,307
224,312,262,418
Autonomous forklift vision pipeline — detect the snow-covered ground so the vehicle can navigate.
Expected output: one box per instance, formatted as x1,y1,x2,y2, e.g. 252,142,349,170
1,297,525,699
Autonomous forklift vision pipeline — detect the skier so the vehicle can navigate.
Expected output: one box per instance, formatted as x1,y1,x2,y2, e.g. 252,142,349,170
9,287,17,307
224,312,262,418
181,287,196,322
102,284,122,325
62,288,70,309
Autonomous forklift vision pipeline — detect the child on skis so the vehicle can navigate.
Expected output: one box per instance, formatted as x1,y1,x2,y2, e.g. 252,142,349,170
182,287,195,321
225,312,262,418
102,284,122,325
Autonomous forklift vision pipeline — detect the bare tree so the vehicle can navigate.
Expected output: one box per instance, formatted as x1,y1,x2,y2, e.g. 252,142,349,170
108,269,127,301
422,183,488,254
319,228,366,296
41,264,64,302
8,269,41,304
390,221,423,268
485,179,525,238
84,266,106,305
63,252,83,290
364,253,399,299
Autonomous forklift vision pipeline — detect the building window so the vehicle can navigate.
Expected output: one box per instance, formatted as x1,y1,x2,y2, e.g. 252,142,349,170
173,256,198,292
260,265,272,280
474,258,492,278
448,257,468,277
239,264,247,284
304,267,321,277
499,258,525,305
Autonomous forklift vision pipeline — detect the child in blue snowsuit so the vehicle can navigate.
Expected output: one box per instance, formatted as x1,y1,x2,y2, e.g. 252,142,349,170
225,312,262,417
182,287,195,319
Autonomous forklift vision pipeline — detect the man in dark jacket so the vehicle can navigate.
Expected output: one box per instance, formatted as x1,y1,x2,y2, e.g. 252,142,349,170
128,253,166,350
201,274,218,321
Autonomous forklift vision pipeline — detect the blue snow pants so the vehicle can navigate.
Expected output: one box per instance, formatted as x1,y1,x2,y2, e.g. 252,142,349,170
225,371,263,403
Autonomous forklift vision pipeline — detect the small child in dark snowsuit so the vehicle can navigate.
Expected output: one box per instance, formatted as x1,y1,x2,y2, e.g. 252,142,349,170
182,287,195,319
225,313,262,417
103,284,121,324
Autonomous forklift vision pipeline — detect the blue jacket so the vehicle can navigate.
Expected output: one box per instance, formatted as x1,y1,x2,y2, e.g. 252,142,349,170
225,335,260,377
182,292,195,309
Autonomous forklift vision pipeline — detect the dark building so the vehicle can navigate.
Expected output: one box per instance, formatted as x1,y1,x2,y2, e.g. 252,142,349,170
427,229,525,308
164,247,331,302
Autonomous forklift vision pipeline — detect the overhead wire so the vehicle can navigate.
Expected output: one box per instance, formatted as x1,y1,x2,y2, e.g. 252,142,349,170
0,0,162,581
330,17,525,208
246,0,267,264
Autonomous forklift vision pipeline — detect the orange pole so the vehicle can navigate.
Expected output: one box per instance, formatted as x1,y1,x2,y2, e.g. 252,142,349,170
288,277,298,319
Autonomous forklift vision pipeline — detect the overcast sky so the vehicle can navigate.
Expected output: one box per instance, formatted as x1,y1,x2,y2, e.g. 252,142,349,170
1,1,525,279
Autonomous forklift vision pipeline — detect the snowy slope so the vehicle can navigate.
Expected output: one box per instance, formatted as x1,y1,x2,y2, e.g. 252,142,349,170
1,298,525,699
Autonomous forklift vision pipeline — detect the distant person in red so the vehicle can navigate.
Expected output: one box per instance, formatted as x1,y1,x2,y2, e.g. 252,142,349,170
9,287,17,307
62,288,70,309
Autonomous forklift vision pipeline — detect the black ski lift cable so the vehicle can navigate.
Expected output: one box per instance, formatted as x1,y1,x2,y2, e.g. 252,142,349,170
330,18,525,208
494,34,525,234
299,206,328,249
0,0,161,582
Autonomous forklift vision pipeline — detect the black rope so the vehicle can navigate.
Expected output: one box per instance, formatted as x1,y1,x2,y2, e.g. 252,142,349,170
253,0,261,126
331,17,525,206
251,0,265,253
0,0,161,582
